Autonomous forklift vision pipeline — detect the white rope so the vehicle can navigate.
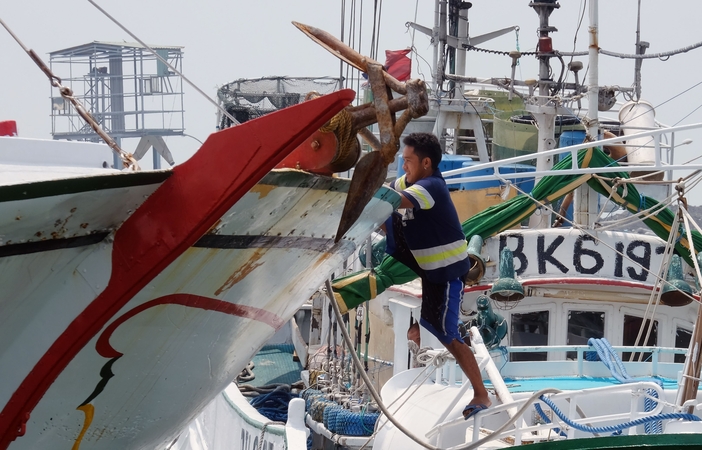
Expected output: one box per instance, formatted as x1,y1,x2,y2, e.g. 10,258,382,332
631,206,680,362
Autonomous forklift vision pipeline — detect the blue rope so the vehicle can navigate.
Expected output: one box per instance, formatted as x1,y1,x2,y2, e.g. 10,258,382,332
533,402,568,437
249,385,298,422
587,337,664,433
539,394,700,435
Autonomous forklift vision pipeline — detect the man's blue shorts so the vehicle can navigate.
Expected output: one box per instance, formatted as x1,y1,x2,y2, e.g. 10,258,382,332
419,278,465,345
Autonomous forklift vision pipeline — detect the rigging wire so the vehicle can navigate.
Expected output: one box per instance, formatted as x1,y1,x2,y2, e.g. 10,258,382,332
340,0,347,89
563,0,587,105
673,103,702,127
88,0,239,129
324,280,440,450
630,207,681,362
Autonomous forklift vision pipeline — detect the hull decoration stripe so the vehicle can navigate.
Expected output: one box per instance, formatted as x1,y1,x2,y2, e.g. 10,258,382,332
0,232,109,258
72,294,285,448
0,90,356,448
0,171,171,203
96,293,285,359
194,234,336,252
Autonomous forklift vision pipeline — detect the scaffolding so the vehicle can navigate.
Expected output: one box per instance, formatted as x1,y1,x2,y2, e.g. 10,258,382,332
49,41,184,167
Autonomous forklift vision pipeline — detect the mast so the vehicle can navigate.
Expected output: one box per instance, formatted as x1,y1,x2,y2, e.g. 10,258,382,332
527,1,560,229
574,0,600,227
586,0,599,140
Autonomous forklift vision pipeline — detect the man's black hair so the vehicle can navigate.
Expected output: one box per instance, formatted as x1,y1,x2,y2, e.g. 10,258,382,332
403,132,442,170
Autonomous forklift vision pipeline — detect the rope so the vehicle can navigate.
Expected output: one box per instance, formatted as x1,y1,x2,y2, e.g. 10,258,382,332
318,107,358,170
237,361,255,383
324,280,441,450
257,421,285,450
538,394,700,435
588,337,663,434
248,385,298,422
533,402,568,437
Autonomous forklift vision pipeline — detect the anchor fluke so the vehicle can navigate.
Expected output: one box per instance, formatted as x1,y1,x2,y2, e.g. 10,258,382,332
335,151,388,242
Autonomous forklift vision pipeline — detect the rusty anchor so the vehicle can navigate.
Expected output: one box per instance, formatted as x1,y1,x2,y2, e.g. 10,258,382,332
293,22,429,242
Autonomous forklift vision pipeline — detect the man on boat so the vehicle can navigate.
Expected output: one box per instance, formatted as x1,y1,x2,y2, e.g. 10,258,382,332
386,132,491,419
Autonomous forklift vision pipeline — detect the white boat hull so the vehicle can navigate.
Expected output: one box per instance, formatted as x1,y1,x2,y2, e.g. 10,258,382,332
2,169,397,449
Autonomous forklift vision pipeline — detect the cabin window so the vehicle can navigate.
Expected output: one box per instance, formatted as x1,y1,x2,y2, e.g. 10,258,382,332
566,311,605,360
510,311,549,361
622,315,658,362
675,327,692,363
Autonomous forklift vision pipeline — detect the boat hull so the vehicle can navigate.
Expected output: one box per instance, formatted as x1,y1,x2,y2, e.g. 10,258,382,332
4,170,397,449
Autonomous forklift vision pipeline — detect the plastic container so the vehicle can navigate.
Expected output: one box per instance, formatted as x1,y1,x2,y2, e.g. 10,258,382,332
458,161,535,193
619,100,656,165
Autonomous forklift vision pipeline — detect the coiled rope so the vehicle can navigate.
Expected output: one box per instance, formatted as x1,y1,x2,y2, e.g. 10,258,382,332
248,385,299,422
302,388,380,437
307,91,359,171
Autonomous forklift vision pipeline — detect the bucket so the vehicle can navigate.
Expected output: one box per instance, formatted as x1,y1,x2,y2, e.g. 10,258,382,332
619,101,656,166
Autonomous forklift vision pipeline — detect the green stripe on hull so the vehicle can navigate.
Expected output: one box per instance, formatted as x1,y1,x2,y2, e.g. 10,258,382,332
0,170,171,203
262,169,401,204
525,433,702,449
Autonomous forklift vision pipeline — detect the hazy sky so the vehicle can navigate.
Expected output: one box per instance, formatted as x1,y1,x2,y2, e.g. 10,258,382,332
2,1,702,201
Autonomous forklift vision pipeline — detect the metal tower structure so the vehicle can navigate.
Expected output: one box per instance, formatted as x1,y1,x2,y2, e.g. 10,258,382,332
49,41,183,168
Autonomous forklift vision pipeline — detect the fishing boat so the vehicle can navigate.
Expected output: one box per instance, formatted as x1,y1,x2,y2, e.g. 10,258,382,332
321,1,702,449
0,11,421,447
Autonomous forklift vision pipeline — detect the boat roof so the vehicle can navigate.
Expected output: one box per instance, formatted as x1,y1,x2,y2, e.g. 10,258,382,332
50,41,183,57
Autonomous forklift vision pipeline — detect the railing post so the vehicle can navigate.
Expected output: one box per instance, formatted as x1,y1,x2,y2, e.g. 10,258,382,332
654,133,661,169
568,398,577,439
514,415,522,446
629,390,638,436
669,132,675,186
577,348,584,377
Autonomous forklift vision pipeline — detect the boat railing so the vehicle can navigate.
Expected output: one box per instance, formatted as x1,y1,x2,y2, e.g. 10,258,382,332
439,121,702,185
428,345,686,386
503,345,687,378
425,381,665,448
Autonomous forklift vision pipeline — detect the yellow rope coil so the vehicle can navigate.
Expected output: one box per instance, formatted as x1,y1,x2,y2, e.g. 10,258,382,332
320,107,358,169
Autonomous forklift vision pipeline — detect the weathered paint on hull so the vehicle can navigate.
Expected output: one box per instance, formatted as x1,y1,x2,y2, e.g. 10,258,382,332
0,178,169,419
5,170,397,449
0,91,361,449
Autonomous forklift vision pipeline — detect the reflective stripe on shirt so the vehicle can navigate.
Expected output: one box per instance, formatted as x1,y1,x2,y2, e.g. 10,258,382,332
410,239,468,271
394,175,407,191
404,184,435,210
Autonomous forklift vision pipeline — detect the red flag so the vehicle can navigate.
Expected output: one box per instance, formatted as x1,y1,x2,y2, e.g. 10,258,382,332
384,49,412,81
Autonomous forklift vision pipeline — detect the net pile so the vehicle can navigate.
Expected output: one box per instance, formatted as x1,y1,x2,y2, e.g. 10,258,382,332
217,76,342,129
